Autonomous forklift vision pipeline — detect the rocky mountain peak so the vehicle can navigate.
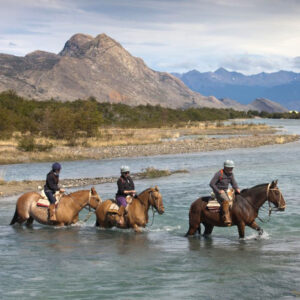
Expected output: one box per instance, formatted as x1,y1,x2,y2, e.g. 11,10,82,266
59,33,94,57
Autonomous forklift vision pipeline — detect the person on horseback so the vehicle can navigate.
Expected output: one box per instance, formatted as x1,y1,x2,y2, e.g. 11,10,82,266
116,166,136,209
44,162,65,221
209,160,240,225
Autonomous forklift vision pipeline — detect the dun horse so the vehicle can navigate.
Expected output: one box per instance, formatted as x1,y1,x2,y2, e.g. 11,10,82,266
186,180,286,238
10,187,102,226
96,186,164,232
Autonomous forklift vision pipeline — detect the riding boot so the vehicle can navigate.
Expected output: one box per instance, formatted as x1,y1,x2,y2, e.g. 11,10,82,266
221,200,231,226
48,204,57,221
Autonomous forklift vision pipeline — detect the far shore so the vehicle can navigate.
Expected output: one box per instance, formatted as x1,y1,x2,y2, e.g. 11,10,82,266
0,122,293,165
0,168,187,198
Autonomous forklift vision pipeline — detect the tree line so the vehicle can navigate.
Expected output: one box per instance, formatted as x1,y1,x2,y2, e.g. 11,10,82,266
0,90,292,140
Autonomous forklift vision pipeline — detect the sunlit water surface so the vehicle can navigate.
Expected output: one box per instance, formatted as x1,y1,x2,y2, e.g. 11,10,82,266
0,119,300,299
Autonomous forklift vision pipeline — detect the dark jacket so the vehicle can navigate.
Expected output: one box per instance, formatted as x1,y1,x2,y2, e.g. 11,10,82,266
44,171,59,193
209,169,238,194
116,175,135,197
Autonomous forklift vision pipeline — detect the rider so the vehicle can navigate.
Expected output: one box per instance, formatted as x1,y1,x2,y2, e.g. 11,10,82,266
44,162,65,221
209,160,240,226
116,166,136,209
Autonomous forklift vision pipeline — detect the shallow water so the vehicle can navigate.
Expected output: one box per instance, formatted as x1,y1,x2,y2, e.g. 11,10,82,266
1,119,300,299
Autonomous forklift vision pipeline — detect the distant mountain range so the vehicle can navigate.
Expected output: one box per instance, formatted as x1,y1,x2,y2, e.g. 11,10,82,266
0,34,288,113
173,68,300,110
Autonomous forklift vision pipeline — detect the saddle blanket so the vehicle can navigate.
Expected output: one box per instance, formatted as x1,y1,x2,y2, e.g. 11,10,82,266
108,203,120,214
36,190,60,208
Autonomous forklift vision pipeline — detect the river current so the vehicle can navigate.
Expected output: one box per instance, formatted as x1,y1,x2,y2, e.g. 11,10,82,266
0,119,299,299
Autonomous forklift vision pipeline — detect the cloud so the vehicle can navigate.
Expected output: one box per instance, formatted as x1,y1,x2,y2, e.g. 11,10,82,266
0,0,300,74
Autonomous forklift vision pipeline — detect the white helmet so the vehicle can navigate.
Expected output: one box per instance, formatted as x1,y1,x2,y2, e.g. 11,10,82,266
224,160,235,168
120,165,130,173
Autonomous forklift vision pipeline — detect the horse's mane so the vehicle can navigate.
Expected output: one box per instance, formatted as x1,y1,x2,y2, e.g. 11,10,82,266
69,190,88,196
139,188,153,195
240,183,269,197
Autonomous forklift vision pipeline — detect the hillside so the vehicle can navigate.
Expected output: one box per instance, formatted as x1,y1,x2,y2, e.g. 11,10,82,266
0,33,224,109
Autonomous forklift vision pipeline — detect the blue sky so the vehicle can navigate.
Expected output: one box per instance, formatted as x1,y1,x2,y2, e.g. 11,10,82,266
1,0,300,74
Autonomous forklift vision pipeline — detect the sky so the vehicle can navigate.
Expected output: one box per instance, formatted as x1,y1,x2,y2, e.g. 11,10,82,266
0,0,300,74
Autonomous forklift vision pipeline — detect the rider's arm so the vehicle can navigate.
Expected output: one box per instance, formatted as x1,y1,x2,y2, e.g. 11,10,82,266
231,174,239,191
209,171,221,194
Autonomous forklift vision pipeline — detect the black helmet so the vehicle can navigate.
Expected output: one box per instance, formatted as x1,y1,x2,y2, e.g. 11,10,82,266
52,162,61,171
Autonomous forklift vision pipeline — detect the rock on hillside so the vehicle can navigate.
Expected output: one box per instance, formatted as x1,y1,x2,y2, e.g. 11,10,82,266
0,33,225,109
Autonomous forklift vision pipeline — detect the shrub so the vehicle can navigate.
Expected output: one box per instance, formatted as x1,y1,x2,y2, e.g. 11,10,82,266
17,136,36,152
17,136,53,152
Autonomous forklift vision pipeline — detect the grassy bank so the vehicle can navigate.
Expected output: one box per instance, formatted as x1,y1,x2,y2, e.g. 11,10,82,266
0,122,278,164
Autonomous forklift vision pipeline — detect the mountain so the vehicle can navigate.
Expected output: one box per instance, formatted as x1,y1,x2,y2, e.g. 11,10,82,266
173,68,300,110
248,98,288,113
0,33,225,109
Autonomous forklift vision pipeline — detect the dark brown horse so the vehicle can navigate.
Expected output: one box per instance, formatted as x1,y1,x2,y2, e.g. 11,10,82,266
10,187,102,226
186,180,286,238
96,186,165,232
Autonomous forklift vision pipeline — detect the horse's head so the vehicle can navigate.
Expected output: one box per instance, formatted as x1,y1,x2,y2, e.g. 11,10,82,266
149,186,164,215
268,180,286,211
88,187,102,209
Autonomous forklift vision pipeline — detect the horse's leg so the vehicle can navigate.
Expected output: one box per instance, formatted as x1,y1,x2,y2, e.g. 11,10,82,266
133,224,142,233
248,221,263,236
185,204,202,237
237,222,245,239
72,215,79,224
203,223,214,237
197,225,201,235
25,217,34,227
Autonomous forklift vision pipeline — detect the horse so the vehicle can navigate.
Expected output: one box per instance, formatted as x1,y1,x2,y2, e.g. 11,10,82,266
10,187,102,226
95,186,165,232
185,180,286,239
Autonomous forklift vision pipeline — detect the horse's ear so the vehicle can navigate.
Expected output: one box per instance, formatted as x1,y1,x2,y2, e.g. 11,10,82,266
154,185,159,191
91,187,97,194
271,180,278,188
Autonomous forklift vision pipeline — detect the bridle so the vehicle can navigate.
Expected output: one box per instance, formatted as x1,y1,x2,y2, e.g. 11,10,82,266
242,183,284,223
266,183,284,216
148,189,163,226
81,190,102,223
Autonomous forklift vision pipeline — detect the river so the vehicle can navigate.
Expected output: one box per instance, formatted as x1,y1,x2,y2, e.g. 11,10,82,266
0,119,299,299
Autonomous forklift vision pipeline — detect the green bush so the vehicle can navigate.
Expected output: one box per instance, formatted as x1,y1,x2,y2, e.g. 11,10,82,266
17,136,53,152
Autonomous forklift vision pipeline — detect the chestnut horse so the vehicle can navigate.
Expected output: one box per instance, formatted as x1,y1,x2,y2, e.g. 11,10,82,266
10,187,102,226
186,180,286,238
95,186,164,232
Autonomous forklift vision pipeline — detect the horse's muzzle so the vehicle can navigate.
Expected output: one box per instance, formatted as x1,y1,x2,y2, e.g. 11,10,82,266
278,205,285,211
158,207,165,215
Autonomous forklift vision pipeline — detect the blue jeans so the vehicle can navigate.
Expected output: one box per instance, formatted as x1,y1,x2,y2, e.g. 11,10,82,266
45,190,56,204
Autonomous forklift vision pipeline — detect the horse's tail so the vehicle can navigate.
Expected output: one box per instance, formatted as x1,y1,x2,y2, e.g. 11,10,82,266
10,208,19,225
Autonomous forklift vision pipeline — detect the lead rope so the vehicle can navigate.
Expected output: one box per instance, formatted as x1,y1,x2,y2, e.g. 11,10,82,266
82,191,103,223
150,206,156,226
148,191,156,227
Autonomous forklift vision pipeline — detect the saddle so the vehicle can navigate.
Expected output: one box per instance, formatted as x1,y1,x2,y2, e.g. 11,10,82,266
36,190,62,208
206,188,235,212
108,196,133,214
